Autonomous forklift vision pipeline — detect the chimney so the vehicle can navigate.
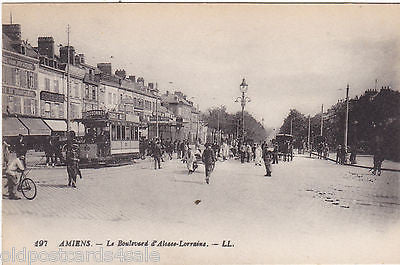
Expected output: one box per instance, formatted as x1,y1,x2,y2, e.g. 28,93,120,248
128,75,136,82
137,77,145,86
74,53,85,64
3,24,21,41
97,63,112,75
166,90,169,96
38,37,55,58
115,69,126,79
148,83,154,90
59,46,75,65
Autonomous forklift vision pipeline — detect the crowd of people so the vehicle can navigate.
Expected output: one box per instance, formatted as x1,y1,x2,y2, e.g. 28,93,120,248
138,138,281,182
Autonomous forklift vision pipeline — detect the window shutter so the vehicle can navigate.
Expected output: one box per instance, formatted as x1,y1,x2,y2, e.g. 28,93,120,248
20,70,27,88
59,103,64,118
34,73,38,89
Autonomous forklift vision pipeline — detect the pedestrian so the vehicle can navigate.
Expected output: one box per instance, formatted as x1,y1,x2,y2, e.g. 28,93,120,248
252,143,257,161
349,145,357,164
202,143,216,184
54,138,64,165
246,143,252,163
221,141,229,161
254,144,263,166
3,140,11,168
187,146,197,174
323,143,329,160
262,146,273,177
240,143,246,163
336,145,342,164
45,136,55,167
153,140,162,170
340,145,347,164
66,132,80,188
5,153,25,200
166,140,173,160
372,146,384,176
14,134,27,167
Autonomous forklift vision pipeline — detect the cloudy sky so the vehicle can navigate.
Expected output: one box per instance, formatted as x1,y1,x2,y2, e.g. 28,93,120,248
3,4,400,128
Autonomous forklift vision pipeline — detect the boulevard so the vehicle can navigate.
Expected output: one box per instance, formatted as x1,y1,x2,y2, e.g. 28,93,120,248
3,155,400,264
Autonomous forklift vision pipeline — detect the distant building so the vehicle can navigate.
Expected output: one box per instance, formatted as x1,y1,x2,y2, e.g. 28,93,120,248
161,91,206,143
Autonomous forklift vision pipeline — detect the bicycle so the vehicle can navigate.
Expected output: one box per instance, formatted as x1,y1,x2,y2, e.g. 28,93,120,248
3,171,36,200
17,171,37,200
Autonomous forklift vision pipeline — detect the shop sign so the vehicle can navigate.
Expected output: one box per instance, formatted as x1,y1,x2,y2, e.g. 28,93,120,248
3,55,35,71
3,86,36,97
40,91,64,103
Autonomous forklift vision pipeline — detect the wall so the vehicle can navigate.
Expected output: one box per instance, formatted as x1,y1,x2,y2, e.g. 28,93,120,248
2,50,39,116
38,65,66,119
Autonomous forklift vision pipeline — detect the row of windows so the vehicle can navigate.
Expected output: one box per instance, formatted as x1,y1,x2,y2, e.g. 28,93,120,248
43,77,61,94
111,125,139,141
70,103,82,119
3,65,37,90
84,84,97,101
40,100,64,119
3,95,37,115
106,90,156,111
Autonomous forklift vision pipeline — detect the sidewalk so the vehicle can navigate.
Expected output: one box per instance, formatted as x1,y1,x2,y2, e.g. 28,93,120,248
304,152,400,171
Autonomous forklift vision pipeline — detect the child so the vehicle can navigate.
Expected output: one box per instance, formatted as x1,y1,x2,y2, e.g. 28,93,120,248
6,154,25,199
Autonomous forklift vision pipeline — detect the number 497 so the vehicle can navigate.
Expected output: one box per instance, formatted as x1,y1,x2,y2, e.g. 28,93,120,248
34,240,48,247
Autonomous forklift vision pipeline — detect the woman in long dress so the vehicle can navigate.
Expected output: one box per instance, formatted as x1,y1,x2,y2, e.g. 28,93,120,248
254,144,263,166
187,146,196,174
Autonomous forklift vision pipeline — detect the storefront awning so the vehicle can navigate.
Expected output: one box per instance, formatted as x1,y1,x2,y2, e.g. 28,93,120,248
2,117,29,137
19,117,51,136
70,121,85,136
43,119,67,132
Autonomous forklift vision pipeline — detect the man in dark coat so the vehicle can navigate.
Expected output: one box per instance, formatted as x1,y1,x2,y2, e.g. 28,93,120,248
262,146,273,177
14,134,27,167
202,143,216,184
66,132,80,188
153,140,162,170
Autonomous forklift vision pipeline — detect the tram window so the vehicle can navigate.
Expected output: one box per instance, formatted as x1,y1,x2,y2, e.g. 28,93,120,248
116,125,121,140
121,126,126,140
126,126,131,140
111,124,117,141
111,125,117,141
131,127,135,140
134,127,139,141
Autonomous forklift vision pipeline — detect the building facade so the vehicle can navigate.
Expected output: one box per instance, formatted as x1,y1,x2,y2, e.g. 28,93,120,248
2,24,39,117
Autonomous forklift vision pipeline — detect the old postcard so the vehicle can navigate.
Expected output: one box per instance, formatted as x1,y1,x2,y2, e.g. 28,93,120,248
2,3,400,264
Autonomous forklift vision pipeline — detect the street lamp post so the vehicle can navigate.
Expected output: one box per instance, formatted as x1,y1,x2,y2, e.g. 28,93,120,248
235,78,250,143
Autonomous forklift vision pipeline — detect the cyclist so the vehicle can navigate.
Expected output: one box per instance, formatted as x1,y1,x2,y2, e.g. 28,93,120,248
6,153,25,200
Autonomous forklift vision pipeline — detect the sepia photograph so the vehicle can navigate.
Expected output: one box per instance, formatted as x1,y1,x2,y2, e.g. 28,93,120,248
1,3,400,264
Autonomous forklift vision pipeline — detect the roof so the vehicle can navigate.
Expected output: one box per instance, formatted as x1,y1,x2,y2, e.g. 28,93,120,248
2,33,38,59
161,92,194,107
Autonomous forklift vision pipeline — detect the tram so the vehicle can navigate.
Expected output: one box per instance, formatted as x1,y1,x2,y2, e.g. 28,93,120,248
272,133,293,156
77,110,141,165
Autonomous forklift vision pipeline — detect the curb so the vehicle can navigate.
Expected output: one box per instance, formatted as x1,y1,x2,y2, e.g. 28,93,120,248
307,152,400,173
